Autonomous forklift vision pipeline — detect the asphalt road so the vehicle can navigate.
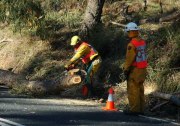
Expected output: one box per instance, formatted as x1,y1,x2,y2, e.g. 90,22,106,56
0,85,179,126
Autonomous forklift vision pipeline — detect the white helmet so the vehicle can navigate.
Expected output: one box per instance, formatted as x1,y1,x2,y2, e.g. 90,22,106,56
125,22,139,32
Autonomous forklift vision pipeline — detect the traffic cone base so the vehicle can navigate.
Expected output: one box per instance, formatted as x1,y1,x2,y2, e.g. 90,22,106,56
102,101,118,111
102,88,118,111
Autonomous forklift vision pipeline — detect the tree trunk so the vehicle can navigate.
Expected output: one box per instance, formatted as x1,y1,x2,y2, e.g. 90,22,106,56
0,69,86,96
144,0,147,11
80,0,105,37
159,0,163,14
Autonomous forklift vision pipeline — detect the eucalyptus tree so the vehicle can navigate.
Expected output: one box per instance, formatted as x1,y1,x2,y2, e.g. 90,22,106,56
80,0,105,37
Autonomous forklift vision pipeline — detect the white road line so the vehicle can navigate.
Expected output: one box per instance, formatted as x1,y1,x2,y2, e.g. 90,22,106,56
139,115,180,126
0,122,11,126
0,118,25,126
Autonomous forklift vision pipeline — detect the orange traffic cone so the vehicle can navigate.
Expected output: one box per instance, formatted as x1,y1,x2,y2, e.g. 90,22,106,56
102,87,118,111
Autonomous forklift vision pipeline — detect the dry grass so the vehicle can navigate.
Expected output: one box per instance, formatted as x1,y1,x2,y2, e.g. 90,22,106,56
0,27,50,73
0,25,70,83
114,81,157,110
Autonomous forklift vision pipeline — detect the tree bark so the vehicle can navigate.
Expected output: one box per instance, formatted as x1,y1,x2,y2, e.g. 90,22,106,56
144,0,147,11
80,0,105,37
159,0,163,14
0,69,86,96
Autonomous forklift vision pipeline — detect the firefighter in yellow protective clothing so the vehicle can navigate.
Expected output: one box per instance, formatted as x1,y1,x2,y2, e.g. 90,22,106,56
64,35,102,97
122,22,148,115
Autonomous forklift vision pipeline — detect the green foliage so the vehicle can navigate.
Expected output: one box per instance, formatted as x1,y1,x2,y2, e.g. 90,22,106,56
46,10,82,29
0,0,84,40
143,22,180,93
0,0,45,31
0,2,6,21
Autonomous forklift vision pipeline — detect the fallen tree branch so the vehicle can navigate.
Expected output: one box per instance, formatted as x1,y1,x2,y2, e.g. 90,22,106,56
0,38,13,43
153,92,171,99
0,69,86,96
110,21,126,28
159,10,180,22
150,101,169,111
0,38,6,43
151,92,180,111
152,92,180,107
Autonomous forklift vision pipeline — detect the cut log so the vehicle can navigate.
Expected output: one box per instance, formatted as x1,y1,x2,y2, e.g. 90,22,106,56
70,76,81,84
0,69,86,96
152,92,180,107
60,75,82,88
60,69,86,88
159,10,180,22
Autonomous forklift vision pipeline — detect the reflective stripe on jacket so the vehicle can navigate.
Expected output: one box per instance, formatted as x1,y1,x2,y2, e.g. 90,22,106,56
131,39,148,68
75,42,98,64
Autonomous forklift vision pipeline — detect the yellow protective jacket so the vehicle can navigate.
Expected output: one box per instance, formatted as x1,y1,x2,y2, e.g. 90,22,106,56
70,42,98,64
123,42,136,71
123,38,148,71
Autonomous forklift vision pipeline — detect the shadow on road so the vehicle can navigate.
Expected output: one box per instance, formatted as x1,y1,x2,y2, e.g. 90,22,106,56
0,109,179,126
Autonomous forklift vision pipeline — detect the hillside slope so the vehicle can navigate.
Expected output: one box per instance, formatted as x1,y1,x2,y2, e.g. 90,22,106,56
0,1,179,114
0,0,179,92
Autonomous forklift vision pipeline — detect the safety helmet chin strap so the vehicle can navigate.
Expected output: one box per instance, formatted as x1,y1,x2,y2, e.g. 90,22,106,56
74,42,82,48
128,30,139,38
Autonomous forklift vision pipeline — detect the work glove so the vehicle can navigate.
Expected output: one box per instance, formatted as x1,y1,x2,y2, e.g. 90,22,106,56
120,63,125,71
64,61,72,70
64,64,69,69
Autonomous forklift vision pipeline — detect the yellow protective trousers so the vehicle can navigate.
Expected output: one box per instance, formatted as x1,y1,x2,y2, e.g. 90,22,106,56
83,56,101,96
127,67,147,113
85,56,102,85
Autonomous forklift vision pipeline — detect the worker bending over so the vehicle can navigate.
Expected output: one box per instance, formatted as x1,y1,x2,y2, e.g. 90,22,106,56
65,35,102,97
